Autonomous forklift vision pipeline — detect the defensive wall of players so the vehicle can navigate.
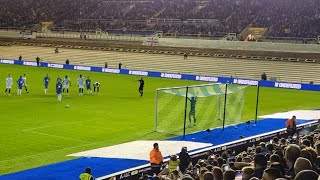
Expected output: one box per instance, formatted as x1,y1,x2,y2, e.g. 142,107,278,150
1,58,320,92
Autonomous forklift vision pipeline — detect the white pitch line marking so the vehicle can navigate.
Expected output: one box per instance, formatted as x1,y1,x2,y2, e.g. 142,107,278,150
0,141,98,163
22,129,89,143
0,97,46,103
21,121,91,131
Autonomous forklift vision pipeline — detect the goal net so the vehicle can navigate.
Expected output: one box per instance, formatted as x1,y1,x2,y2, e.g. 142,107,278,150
154,83,247,136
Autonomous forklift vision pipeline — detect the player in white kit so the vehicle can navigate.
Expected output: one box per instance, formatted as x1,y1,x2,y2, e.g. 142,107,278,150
4,74,13,95
63,75,71,95
22,74,29,93
77,74,84,96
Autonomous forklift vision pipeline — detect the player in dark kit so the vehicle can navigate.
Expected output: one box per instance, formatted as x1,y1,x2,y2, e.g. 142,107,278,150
138,78,144,97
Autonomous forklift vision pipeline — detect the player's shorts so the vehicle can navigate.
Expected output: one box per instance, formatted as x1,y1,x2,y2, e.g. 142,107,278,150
63,85,69,89
79,85,84,89
6,85,12,89
139,86,144,90
189,110,195,115
86,86,91,90
18,86,23,89
44,84,49,89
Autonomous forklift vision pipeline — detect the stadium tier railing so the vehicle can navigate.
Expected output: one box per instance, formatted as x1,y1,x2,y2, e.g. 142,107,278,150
0,58,319,92
35,32,144,42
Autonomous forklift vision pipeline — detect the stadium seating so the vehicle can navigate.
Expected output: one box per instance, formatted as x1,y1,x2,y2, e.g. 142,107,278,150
1,44,319,83
154,128,320,180
0,0,319,38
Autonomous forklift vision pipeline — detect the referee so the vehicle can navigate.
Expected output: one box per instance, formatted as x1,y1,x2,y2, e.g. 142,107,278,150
138,78,144,97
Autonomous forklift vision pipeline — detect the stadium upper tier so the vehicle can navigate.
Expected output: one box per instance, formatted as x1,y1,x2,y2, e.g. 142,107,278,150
0,0,319,38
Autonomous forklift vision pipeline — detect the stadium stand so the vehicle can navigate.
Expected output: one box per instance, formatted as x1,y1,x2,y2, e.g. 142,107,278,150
0,0,319,39
0,44,319,83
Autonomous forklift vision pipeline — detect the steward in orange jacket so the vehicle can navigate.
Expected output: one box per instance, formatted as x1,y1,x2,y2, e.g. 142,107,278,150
149,143,163,175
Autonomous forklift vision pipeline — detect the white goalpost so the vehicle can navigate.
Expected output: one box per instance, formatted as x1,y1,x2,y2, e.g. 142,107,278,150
154,83,248,136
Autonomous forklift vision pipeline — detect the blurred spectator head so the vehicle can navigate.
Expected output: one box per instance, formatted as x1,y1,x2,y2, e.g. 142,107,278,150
254,154,268,169
314,142,320,155
212,166,223,180
85,167,91,174
305,136,314,146
273,137,280,144
262,168,282,180
260,142,266,148
170,155,177,161
285,144,301,166
181,174,195,180
200,167,208,176
294,157,312,175
203,171,214,180
303,147,318,164
206,165,213,171
267,144,274,153
293,170,319,180
243,157,252,163
242,167,254,180
256,146,262,154
302,139,311,147
280,138,287,145
300,150,313,164
236,156,242,162
153,143,159,150
270,154,281,163
273,150,284,159
270,162,285,176
223,169,236,180
249,177,260,180
217,157,224,167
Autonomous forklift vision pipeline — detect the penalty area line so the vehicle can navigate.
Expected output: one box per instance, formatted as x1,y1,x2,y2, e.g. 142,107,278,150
22,129,89,143
0,141,98,163
22,120,95,131
0,97,47,103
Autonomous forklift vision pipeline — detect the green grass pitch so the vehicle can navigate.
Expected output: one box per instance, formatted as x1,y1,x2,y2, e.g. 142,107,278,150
0,64,319,175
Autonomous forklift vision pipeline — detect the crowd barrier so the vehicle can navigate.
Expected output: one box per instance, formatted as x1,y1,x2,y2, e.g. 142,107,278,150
1,58,320,92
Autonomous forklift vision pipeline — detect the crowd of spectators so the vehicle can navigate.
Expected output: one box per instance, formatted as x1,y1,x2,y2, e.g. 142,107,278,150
0,0,99,28
0,0,319,38
147,129,320,180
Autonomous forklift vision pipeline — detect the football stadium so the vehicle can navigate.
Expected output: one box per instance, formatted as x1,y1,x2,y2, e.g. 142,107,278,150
0,0,320,180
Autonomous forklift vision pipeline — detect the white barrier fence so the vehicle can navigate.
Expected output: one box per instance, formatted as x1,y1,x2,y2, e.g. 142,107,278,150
35,32,144,42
